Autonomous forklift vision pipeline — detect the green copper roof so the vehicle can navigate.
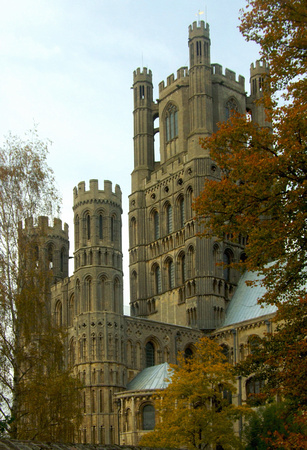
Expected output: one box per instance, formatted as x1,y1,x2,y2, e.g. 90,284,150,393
127,362,172,391
222,270,277,327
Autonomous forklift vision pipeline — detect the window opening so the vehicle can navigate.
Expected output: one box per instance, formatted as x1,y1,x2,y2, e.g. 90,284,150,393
99,214,103,239
145,342,155,367
166,204,173,234
142,404,155,430
165,104,178,142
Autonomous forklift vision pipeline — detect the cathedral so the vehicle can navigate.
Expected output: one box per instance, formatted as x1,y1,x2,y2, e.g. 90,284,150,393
23,21,275,445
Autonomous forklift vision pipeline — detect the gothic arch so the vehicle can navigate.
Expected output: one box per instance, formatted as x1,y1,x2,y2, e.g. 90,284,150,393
186,185,193,220
96,208,106,240
130,270,137,302
151,262,162,295
130,216,137,246
68,294,74,326
164,256,175,290
163,101,179,143
144,337,162,367
83,210,91,241
150,208,160,241
55,300,62,327
225,97,239,120
223,248,234,282
176,194,185,229
98,274,108,310
163,201,173,235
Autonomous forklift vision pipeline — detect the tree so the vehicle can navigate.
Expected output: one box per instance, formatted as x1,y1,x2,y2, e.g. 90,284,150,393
194,0,307,305
139,337,249,450
244,402,307,450
193,0,307,446
0,129,82,440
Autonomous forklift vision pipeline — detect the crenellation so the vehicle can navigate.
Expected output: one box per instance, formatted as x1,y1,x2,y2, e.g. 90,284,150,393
177,66,188,79
21,215,68,239
73,179,122,205
159,67,189,94
250,59,269,76
167,73,174,86
212,63,245,87
133,66,152,82
188,20,210,38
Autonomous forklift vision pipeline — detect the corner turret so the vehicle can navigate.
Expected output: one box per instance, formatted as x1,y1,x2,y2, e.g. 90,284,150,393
20,216,69,283
248,60,271,128
132,67,155,190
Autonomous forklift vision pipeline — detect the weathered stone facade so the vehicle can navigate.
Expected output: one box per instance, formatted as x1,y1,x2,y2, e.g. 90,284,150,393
24,20,273,446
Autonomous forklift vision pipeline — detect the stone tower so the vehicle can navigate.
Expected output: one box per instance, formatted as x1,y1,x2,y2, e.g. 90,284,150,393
248,60,271,127
129,21,250,331
51,180,125,444
21,215,69,284
72,179,124,444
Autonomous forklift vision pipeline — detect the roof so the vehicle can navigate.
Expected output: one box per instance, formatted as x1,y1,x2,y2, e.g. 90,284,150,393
127,362,172,391
222,270,277,327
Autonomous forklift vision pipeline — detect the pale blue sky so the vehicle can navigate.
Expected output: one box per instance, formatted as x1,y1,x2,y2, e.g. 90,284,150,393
0,0,260,305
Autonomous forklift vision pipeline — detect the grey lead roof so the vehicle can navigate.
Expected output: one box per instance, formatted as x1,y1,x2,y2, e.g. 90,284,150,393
127,362,172,391
222,270,277,327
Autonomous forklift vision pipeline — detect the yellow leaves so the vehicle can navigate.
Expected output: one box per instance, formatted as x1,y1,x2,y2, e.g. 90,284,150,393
140,337,248,449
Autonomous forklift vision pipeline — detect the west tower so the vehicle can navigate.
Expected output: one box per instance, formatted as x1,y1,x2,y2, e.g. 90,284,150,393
129,21,250,331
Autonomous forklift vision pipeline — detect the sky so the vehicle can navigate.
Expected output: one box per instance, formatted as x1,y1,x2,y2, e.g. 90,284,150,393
0,0,260,306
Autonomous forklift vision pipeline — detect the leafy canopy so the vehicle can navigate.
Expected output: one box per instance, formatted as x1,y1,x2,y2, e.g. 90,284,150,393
140,337,249,450
0,128,82,441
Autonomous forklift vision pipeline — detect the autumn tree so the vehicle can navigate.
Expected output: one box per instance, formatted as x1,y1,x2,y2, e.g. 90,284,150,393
193,0,307,446
0,129,82,440
140,337,249,450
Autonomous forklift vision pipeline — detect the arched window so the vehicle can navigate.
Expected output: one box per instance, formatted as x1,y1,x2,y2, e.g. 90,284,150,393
223,250,232,282
111,215,116,242
246,377,265,406
178,196,185,228
99,214,104,240
186,187,193,220
145,342,155,367
167,259,175,289
184,347,194,360
142,404,155,430
47,244,54,270
153,264,162,295
153,210,160,240
131,271,137,301
188,246,195,279
86,213,91,240
68,294,74,326
165,104,178,142
75,215,79,248
86,277,92,311
113,277,120,311
221,344,230,362
166,203,173,234
178,252,186,285
130,217,137,246
69,338,75,367
225,98,238,120
55,300,62,327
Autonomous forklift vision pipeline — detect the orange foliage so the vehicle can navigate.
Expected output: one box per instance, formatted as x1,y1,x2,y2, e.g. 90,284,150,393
193,0,307,446
140,337,249,450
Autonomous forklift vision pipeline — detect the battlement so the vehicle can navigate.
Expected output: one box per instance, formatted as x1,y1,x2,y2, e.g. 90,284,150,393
189,20,210,39
20,216,68,239
250,60,269,77
73,179,122,206
133,67,152,83
159,66,189,94
211,63,245,87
